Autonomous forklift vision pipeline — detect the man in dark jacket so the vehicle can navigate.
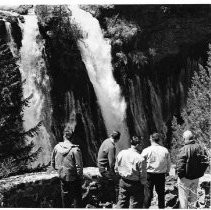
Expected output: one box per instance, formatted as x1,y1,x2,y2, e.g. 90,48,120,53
176,130,209,209
51,124,83,208
97,130,121,203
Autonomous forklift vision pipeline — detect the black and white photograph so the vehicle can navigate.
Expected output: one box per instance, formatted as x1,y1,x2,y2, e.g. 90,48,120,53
0,1,210,208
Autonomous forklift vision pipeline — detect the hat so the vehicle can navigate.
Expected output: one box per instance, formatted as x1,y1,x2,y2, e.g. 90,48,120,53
183,130,193,140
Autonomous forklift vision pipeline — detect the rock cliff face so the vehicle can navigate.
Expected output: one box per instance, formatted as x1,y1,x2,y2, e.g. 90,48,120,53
35,6,107,166
0,5,211,166
90,5,211,146
99,5,211,143
35,5,211,149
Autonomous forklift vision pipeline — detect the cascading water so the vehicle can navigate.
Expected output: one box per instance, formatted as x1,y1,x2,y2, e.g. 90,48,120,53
5,21,18,57
0,10,19,57
18,9,53,166
68,5,129,150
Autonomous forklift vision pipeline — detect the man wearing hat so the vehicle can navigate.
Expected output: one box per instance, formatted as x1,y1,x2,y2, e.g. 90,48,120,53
97,130,121,203
51,123,83,208
115,136,147,208
176,130,209,208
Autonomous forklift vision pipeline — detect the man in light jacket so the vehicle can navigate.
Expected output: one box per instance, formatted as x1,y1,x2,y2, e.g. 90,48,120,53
51,123,83,208
141,133,171,209
115,136,147,208
176,130,209,208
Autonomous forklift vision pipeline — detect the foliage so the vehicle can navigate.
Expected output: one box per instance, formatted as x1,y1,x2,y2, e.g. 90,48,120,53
0,45,41,178
106,16,140,43
35,5,83,42
171,44,211,162
15,5,33,15
128,50,148,68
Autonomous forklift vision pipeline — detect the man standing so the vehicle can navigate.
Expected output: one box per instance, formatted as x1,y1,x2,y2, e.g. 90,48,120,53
115,136,147,208
176,130,209,209
97,130,121,203
142,133,171,209
51,124,83,208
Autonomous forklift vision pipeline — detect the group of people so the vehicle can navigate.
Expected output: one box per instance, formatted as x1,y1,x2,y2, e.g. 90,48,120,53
97,131,171,208
51,125,209,209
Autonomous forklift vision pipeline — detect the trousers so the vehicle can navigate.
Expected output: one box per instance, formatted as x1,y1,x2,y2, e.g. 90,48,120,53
177,177,199,209
60,179,82,208
116,178,145,208
99,170,118,203
143,172,166,208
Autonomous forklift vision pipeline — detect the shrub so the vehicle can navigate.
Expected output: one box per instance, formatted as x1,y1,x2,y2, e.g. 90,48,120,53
171,44,211,162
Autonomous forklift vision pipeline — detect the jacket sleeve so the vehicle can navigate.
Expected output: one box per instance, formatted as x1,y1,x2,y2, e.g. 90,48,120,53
199,147,210,172
73,147,83,179
51,147,56,170
108,146,116,171
176,147,187,178
201,148,210,165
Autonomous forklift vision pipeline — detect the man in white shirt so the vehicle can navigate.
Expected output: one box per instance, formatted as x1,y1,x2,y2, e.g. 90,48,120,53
115,136,147,208
141,133,171,209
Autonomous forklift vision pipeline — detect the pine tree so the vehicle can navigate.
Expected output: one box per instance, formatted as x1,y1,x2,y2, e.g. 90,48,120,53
171,44,211,161
0,43,42,178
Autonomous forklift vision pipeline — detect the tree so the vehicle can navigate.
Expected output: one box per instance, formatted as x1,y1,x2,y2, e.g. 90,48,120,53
0,44,41,178
171,44,211,162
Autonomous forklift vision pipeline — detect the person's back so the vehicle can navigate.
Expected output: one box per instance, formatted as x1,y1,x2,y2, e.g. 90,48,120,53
97,131,121,203
115,136,147,208
142,133,171,209
115,147,146,182
176,130,209,209
51,124,83,208
97,138,115,172
142,143,170,173
177,140,209,180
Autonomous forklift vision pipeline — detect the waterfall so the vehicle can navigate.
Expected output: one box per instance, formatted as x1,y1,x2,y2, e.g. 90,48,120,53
69,5,129,150
0,10,19,57
18,10,52,166
5,21,18,57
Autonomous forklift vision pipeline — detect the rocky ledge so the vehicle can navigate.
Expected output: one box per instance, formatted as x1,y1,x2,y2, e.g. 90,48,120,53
0,167,210,208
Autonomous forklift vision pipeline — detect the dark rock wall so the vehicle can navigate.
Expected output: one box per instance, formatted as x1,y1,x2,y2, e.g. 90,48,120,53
35,6,107,166
94,5,211,146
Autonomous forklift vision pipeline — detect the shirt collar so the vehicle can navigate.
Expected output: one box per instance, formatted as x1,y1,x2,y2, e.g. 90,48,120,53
130,146,138,152
109,138,115,145
63,139,73,146
185,140,195,145
151,142,160,146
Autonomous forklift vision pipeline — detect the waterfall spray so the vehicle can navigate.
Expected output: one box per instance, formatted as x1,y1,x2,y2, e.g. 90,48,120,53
69,5,129,150
18,10,52,166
